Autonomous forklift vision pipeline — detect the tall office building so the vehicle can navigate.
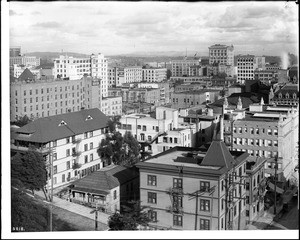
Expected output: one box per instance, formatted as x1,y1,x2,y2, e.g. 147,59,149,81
208,44,234,66
237,55,266,83
171,58,200,77
10,46,21,57
53,53,108,97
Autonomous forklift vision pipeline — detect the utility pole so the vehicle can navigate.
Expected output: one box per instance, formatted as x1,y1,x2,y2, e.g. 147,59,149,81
90,201,99,231
274,156,278,215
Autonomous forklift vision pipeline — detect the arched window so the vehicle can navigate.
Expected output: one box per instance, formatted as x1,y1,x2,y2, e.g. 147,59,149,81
285,93,289,99
278,93,282,99
293,93,297,99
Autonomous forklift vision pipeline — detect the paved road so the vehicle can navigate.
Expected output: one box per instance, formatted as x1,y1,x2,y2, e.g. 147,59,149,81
266,196,298,230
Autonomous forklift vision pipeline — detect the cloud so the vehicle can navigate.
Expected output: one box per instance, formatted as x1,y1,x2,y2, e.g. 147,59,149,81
31,11,41,15
9,10,21,16
32,21,62,29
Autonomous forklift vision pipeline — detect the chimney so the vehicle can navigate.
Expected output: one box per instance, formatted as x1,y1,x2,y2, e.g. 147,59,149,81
220,115,224,141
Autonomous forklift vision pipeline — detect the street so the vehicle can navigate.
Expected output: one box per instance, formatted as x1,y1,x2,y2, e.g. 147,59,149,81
266,196,299,230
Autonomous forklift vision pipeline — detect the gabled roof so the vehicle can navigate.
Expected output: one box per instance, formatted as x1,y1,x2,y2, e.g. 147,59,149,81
201,140,235,168
71,165,139,194
13,108,109,143
18,68,35,80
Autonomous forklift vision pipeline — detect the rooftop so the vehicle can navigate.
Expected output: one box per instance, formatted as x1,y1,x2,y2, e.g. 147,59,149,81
136,141,248,176
70,165,139,195
12,108,109,143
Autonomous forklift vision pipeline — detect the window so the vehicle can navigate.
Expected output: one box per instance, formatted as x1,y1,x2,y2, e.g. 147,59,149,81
221,198,224,210
53,165,57,174
200,181,210,192
200,219,210,230
238,127,242,133
89,131,93,137
53,153,57,160
53,140,57,147
267,129,272,135
113,190,117,200
173,178,183,188
148,192,157,204
143,125,147,131
62,174,65,183
273,140,278,147
273,129,278,136
137,125,141,130
246,210,249,217
66,149,70,157
147,175,157,186
255,128,259,134
173,215,182,226
84,155,88,163
250,128,254,134
148,210,157,222
234,205,237,216
66,137,70,144
90,142,93,150
66,161,70,170
200,199,210,211
90,153,93,161
84,132,88,139
84,144,88,151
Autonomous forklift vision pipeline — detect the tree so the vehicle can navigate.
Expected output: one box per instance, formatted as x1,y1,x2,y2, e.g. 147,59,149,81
108,201,151,230
12,115,31,127
108,115,121,133
97,131,141,167
11,150,47,195
11,188,49,232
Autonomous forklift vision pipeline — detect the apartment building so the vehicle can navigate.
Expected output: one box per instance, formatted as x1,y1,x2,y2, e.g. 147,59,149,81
208,44,234,66
269,83,299,106
10,55,41,67
108,66,124,87
10,75,103,122
53,53,108,97
124,66,143,83
136,141,249,230
11,108,109,189
245,157,267,224
223,100,299,181
237,55,266,83
171,89,220,109
171,58,200,77
254,70,278,85
101,96,122,116
142,66,167,82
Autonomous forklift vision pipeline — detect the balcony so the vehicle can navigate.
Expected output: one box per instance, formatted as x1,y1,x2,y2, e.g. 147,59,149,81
166,205,183,214
72,138,82,144
72,162,82,170
72,151,81,157
167,187,183,195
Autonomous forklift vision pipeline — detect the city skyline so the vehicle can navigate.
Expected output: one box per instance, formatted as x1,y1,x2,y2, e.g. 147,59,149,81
8,1,298,56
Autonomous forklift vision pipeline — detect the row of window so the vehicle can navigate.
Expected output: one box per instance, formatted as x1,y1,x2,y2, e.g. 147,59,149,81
17,85,82,96
231,127,277,136
232,138,278,147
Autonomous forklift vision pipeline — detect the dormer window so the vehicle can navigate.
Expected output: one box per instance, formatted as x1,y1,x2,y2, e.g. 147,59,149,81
59,120,67,126
85,115,93,121
285,93,289,99
278,93,282,99
293,93,297,99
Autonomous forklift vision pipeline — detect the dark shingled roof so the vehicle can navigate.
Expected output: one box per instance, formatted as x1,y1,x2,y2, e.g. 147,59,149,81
201,141,235,168
71,165,139,193
18,68,35,80
13,108,109,143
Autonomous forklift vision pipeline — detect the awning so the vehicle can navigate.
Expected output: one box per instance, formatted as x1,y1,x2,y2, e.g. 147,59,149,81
71,186,109,196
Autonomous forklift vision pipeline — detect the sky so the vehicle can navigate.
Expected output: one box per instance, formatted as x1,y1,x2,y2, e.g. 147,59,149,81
8,1,298,56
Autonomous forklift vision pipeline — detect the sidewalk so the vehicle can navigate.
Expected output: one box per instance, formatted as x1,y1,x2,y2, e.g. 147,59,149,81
34,190,110,226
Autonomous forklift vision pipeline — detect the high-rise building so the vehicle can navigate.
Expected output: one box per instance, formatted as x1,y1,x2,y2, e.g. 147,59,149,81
208,44,234,66
10,46,21,57
237,55,266,83
142,66,167,82
171,58,200,77
53,53,108,97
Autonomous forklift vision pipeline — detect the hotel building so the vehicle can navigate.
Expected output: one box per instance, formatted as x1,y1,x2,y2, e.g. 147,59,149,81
136,141,250,230
11,108,109,189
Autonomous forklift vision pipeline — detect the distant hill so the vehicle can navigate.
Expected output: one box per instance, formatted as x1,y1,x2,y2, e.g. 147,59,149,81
25,52,89,60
